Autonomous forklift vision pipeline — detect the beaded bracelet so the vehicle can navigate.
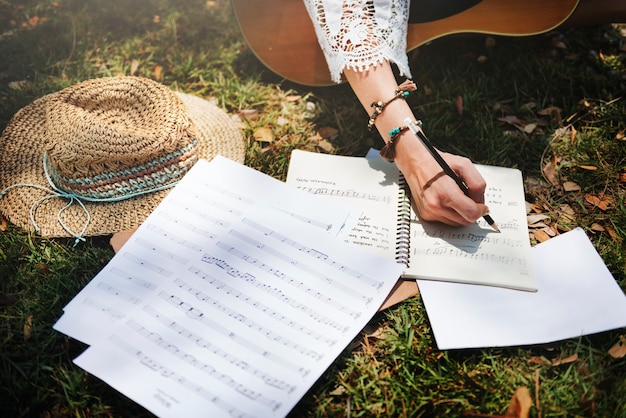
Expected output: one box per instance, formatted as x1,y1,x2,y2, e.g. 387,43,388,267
379,120,422,162
367,80,417,130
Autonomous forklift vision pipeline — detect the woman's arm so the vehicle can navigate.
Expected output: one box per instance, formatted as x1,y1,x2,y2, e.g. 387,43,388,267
304,0,488,225
344,62,488,226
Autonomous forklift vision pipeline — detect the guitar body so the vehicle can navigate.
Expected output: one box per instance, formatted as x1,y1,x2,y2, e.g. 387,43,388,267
232,0,579,86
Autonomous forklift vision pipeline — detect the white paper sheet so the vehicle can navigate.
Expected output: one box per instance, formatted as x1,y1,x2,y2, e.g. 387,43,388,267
418,228,626,349
54,157,360,345
56,156,404,418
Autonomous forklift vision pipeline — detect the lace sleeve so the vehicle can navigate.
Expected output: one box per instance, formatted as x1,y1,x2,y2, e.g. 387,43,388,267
303,0,412,83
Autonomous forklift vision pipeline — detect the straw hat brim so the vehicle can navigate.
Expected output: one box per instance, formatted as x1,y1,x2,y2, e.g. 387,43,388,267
0,90,246,238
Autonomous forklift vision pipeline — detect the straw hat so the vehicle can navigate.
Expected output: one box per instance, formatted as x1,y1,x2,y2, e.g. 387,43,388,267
0,76,246,240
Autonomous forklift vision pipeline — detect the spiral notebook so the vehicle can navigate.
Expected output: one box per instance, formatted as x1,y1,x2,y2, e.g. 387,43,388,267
286,150,537,291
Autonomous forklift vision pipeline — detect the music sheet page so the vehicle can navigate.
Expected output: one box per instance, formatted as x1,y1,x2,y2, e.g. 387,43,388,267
286,149,403,261
406,164,537,291
56,157,403,418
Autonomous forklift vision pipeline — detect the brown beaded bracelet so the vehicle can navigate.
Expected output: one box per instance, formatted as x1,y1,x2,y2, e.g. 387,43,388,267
367,80,417,130
379,120,422,162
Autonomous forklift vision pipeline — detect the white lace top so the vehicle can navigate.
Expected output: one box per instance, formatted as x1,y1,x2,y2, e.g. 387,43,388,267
303,0,412,83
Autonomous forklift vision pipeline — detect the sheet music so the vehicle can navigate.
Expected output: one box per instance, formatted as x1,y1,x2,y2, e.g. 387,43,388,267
406,164,536,291
54,157,361,345
55,156,403,418
286,150,402,261
287,150,536,291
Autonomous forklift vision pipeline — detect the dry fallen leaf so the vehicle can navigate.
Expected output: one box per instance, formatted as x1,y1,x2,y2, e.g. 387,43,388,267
542,161,563,194
0,216,6,232
316,139,335,153
585,193,612,211
317,126,339,140
616,130,625,141
454,95,464,115
527,213,550,225
590,223,605,232
238,109,261,121
153,64,164,81
253,127,274,143
24,315,33,340
608,335,626,358
578,165,598,171
533,229,551,243
562,181,581,192
523,123,537,134
604,225,621,243
130,59,140,76
505,386,532,418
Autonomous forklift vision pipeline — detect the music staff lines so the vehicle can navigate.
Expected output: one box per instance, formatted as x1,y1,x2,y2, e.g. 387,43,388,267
81,298,124,319
177,182,255,207
241,218,383,289
122,253,174,277
125,319,282,412
134,237,190,264
145,224,204,252
297,186,393,204
174,277,336,348
202,254,360,320
219,235,373,306
156,210,220,240
423,246,528,267
168,185,247,218
188,264,349,334
143,305,296,393
272,207,332,231
109,334,256,418
96,282,140,305
109,267,158,290
159,291,311,377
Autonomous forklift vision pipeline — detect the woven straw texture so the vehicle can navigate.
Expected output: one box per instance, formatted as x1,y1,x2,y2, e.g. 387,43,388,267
0,77,246,237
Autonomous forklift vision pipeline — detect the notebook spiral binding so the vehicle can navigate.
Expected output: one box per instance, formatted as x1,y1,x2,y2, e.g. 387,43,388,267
396,174,412,268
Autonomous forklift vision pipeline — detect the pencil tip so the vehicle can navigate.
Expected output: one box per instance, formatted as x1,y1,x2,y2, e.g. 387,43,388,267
491,223,501,233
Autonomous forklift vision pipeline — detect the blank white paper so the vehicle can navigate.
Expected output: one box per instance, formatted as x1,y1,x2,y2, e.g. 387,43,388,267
418,227,626,350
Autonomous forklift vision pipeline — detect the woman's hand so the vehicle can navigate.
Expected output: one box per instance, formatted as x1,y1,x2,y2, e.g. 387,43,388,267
344,63,489,226
394,134,489,226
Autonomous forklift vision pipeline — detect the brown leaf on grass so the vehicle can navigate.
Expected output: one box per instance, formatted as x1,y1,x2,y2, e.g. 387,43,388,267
504,387,532,418
585,193,612,211
0,216,6,231
608,335,626,358
604,225,622,243
317,126,339,140
24,315,33,340
590,223,605,232
542,160,563,194
253,127,274,143
578,165,598,171
562,181,581,192
533,229,551,243
454,95,464,115
316,139,335,153
238,109,261,121
616,130,625,141
130,59,140,76
558,203,576,223
153,64,164,81
284,94,301,102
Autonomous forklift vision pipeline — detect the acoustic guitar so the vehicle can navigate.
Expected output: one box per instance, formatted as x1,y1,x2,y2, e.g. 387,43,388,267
232,0,583,86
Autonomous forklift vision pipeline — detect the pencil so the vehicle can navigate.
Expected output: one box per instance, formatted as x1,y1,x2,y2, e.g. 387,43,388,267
404,118,500,232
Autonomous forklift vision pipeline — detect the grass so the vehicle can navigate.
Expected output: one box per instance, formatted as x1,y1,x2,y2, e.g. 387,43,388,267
1,0,625,416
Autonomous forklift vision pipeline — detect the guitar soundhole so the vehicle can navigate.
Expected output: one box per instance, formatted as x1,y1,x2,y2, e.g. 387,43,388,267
409,0,482,23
